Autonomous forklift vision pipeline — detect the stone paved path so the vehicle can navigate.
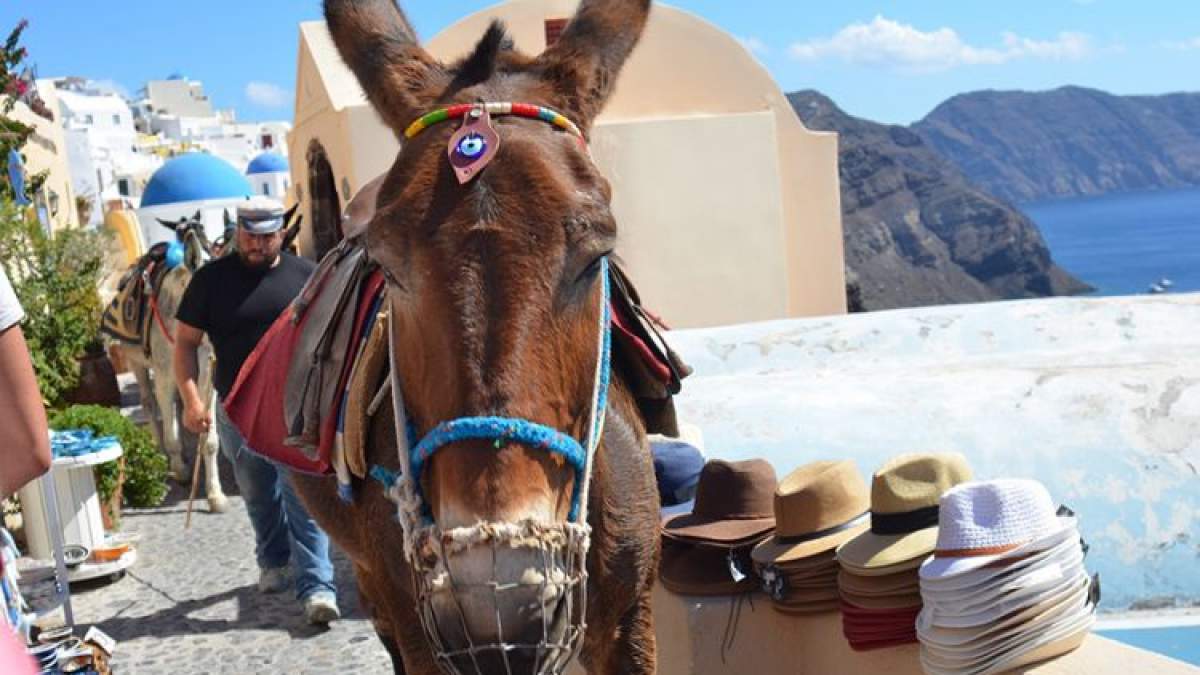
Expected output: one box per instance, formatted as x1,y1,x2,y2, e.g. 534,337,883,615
66,481,394,674
19,374,393,672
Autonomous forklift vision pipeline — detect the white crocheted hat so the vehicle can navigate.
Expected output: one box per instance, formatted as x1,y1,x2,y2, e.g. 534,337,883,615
919,479,1075,580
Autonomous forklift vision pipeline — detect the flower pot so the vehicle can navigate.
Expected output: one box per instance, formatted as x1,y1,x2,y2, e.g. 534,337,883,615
63,349,122,407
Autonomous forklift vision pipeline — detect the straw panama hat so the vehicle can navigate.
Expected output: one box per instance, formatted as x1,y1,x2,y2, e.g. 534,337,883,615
919,479,1076,580
751,460,870,565
837,453,972,570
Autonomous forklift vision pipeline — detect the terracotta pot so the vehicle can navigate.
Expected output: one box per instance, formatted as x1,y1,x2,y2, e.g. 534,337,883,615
63,349,122,407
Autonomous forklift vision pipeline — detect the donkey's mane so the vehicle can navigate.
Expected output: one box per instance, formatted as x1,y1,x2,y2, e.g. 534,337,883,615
448,21,528,91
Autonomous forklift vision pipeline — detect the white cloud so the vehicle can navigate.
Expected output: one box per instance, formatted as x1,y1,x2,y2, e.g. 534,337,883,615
245,81,290,108
788,16,1093,72
999,31,1092,60
1162,37,1200,51
738,36,769,56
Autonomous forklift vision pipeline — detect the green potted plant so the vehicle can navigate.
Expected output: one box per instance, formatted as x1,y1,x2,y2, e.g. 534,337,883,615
0,200,111,408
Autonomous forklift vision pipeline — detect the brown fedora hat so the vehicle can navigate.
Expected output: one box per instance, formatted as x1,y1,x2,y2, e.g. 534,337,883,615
751,460,870,565
837,452,972,570
662,459,777,545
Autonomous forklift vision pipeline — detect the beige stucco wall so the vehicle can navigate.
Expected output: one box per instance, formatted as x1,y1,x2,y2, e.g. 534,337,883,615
289,0,846,325
11,89,77,232
590,112,791,327
559,584,1193,675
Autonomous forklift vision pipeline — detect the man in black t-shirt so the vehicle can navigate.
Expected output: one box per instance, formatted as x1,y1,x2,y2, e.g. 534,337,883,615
174,197,339,625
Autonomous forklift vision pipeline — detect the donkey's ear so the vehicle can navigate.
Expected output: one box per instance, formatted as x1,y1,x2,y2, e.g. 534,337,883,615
283,203,300,226
156,218,178,230
323,0,449,132
223,209,233,228
535,0,651,133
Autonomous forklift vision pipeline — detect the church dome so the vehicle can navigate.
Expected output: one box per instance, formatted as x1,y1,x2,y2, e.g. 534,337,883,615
246,151,289,175
140,153,251,208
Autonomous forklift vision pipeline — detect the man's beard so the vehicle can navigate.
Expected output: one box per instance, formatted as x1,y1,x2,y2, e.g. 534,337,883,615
238,250,276,270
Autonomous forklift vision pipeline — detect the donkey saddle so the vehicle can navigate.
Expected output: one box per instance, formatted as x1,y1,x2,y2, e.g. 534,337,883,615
100,242,174,353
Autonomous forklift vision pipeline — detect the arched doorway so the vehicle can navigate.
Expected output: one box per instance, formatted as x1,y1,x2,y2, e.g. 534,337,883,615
307,140,342,260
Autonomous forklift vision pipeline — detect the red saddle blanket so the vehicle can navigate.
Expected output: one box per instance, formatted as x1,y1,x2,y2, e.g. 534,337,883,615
223,267,385,475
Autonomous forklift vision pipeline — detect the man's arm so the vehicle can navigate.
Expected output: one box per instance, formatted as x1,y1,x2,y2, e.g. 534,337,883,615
0,323,52,498
174,320,210,434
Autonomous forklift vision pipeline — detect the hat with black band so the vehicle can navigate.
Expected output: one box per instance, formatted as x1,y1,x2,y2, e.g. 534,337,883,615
837,453,973,571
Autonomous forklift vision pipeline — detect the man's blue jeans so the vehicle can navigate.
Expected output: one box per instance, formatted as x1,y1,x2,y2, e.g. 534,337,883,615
214,406,336,601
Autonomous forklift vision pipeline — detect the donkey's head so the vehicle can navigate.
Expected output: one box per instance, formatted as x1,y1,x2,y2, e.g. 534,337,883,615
158,210,211,271
325,0,649,668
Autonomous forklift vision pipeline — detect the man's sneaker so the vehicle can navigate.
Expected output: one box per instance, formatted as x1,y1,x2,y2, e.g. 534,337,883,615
304,592,340,625
257,566,290,594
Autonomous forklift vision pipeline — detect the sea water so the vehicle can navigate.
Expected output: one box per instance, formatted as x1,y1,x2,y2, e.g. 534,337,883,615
1024,187,1200,297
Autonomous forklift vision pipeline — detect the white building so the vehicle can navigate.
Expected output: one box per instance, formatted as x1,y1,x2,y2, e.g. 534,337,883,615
132,76,292,173
46,78,162,223
132,76,214,127
44,74,291,225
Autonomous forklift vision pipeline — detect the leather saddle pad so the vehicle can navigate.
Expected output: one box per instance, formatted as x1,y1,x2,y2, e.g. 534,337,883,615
100,243,172,351
608,261,692,436
283,240,374,452
342,311,389,479
224,238,385,474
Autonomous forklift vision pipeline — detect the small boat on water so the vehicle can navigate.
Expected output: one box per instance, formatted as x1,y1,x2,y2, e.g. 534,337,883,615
1148,283,1167,294
1159,277,1174,288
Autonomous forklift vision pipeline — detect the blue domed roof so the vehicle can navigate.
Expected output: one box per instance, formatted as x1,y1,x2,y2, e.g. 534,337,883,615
140,153,251,208
246,152,289,175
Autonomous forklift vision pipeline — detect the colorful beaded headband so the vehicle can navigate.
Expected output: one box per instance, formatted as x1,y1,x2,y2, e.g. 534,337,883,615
403,102,584,140
405,102,586,184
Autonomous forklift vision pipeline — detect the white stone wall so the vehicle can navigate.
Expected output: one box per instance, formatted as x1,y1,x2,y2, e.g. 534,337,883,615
666,294,1200,610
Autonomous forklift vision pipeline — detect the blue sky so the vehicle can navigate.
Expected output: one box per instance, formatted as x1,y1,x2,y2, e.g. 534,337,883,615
4,1,1198,125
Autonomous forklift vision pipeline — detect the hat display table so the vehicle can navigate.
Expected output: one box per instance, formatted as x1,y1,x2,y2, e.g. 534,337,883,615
17,444,137,583
562,584,1196,674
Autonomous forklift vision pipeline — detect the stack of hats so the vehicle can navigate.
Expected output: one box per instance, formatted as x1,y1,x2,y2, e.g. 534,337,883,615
836,453,973,650
917,479,1099,675
659,459,777,595
751,460,870,614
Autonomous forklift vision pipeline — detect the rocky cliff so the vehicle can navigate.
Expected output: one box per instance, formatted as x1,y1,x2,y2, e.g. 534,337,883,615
914,86,1200,203
788,91,1090,310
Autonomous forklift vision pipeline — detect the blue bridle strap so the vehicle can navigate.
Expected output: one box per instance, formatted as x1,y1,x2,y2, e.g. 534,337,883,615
410,417,589,520
373,258,612,523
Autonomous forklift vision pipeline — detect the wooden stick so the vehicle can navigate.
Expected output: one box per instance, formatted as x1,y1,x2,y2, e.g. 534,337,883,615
185,354,216,530
184,428,205,529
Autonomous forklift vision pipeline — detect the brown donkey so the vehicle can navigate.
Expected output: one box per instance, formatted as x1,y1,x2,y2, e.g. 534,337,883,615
290,1,660,673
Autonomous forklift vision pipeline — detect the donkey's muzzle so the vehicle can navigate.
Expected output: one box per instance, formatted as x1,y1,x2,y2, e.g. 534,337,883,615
413,521,589,675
